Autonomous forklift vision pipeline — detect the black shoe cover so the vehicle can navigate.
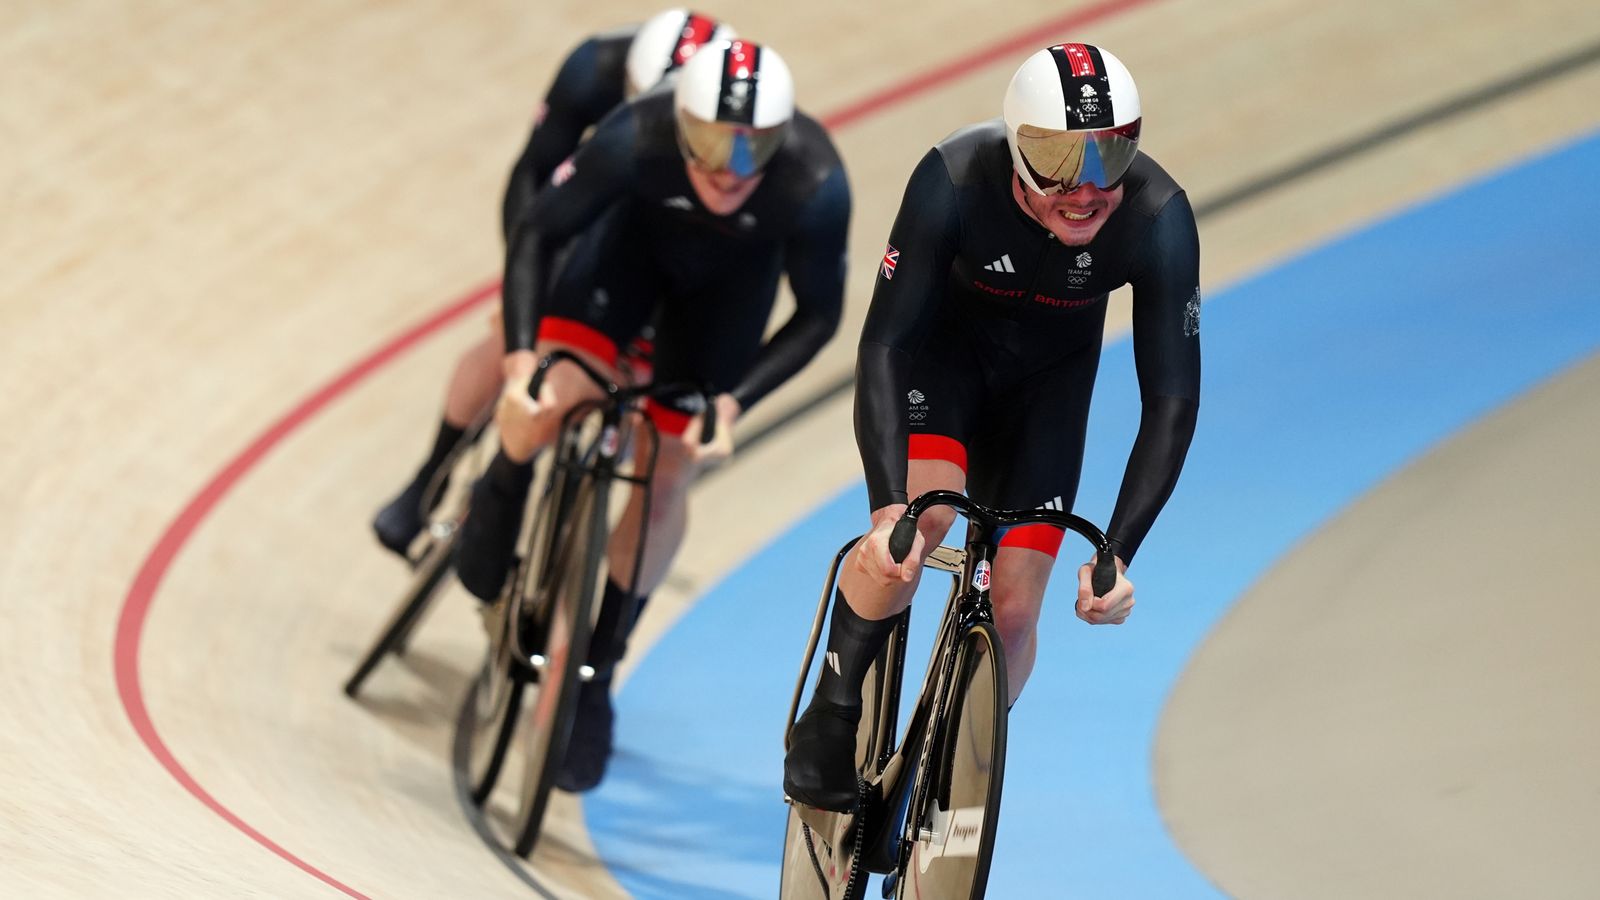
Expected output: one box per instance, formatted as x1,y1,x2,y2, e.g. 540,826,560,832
554,677,616,792
373,476,447,557
783,701,861,811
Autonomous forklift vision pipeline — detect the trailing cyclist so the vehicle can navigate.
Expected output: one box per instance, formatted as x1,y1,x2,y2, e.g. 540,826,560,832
458,39,852,792
372,9,735,556
784,43,1202,812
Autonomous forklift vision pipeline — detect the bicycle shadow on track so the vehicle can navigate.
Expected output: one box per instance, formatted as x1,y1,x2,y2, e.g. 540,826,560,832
337,644,475,754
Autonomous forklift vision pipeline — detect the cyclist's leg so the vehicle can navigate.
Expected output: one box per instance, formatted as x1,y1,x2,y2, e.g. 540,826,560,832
564,241,788,791
553,399,697,794
541,222,670,792
455,206,650,601
971,336,1098,704
597,238,784,612
452,336,618,601
445,315,506,425
371,318,503,555
787,315,987,809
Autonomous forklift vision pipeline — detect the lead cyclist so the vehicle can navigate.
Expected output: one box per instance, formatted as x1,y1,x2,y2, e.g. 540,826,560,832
784,43,1203,812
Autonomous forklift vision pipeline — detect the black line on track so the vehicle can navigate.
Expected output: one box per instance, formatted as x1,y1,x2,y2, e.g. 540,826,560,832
1193,37,1600,219
710,38,1600,463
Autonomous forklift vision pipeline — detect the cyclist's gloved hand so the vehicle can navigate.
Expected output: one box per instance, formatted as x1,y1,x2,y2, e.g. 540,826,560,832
495,368,553,463
1075,555,1133,625
856,503,923,586
685,393,740,467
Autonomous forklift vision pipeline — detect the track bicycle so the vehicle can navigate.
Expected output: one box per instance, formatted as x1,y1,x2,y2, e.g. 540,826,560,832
778,490,1116,899
458,349,714,857
343,336,653,697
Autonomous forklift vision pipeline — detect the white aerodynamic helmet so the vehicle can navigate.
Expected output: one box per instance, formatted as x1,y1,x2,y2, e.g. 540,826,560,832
1004,43,1142,194
673,40,794,177
624,9,736,98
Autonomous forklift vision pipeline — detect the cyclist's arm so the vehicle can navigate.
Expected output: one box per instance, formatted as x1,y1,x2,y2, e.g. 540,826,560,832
727,165,852,412
1107,190,1202,563
502,106,640,355
855,148,962,510
500,38,618,242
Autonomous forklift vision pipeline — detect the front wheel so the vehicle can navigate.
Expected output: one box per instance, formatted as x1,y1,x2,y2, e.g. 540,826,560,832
897,622,1008,900
510,469,610,857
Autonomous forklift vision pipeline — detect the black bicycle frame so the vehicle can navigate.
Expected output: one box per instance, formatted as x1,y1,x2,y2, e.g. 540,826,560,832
786,490,1118,876
522,349,716,604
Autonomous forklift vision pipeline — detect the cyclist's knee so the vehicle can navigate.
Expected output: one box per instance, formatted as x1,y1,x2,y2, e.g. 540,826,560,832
646,432,698,487
917,506,958,550
989,570,1047,640
990,592,1043,649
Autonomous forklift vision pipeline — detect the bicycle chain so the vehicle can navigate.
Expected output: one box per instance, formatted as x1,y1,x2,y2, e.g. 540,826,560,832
842,775,869,900
797,774,872,900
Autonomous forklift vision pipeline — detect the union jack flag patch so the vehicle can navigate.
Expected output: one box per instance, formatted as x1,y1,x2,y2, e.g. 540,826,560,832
880,244,899,280
551,157,576,187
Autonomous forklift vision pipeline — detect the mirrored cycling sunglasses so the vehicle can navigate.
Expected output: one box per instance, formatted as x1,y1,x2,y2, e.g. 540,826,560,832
676,112,788,179
1015,119,1141,193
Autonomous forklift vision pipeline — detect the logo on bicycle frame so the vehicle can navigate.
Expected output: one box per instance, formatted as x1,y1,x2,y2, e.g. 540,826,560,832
599,425,621,458
972,559,991,592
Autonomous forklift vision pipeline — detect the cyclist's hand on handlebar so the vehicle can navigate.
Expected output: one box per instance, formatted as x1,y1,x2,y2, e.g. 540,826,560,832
495,369,551,463
1075,555,1133,625
856,504,922,586
684,393,740,468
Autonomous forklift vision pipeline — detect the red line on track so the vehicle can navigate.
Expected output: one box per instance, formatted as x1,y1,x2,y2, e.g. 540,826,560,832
110,0,1156,892
112,281,497,899
821,0,1161,131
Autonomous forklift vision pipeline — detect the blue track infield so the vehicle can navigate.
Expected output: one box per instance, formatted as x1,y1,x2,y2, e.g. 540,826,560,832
585,130,1600,898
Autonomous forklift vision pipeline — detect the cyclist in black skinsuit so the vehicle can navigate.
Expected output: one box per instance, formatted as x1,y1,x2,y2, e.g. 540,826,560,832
458,40,852,792
372,9,733,556
785,43,1202,811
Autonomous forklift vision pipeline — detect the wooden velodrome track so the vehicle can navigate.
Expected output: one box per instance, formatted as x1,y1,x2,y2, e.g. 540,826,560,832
5,0,1599,897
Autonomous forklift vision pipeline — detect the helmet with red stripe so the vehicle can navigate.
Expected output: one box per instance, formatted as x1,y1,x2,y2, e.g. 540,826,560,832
673,40,794,178
1004,44,1142,195
624,9,736,98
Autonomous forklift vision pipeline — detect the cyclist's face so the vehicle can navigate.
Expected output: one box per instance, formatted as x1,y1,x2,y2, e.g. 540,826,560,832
1013,175,1125,246
685,161,763,215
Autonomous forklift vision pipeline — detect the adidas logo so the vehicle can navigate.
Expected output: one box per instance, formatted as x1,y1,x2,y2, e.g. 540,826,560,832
826,651,841,676
983,253,1015,273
